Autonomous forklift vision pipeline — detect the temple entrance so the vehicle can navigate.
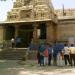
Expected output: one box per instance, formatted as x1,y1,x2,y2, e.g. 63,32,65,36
39,23,46,39
18,25,33,47
5,25,33,47
5,25,15,40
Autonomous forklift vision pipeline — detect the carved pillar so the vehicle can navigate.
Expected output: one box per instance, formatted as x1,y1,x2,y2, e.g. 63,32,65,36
15,25,19,38
2,26,5,41
46,22,57,43
46,22,54,43
0,25,4,42
33,23,39,43
53,23,57,42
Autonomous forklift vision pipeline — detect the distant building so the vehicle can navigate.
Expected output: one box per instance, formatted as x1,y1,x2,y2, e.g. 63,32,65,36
55,9,75,44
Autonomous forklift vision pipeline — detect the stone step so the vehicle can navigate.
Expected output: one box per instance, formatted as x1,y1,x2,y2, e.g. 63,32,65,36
0,48,28,60
0,48,37,60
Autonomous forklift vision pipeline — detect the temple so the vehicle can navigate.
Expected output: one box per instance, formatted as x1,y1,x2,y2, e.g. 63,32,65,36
1,0,75,47
0,0,57,47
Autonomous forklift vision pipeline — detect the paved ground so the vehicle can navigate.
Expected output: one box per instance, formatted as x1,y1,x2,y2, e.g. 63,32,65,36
0,60,75,75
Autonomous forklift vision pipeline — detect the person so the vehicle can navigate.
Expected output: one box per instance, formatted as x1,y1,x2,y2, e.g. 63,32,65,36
37,50,40,64
53,42,59,66
57,51,64,66
63,43,70,66
53,42,64,66
69,44,75,66
15,37,21,48
48,44,53,65
43,45,48,65
38,44,45,66
11,38,15,48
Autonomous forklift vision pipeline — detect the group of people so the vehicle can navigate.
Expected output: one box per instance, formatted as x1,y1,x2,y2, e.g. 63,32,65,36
37,43,52,66
37,43,75,66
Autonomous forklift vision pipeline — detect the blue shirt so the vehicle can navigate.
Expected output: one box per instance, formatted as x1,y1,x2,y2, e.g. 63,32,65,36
53,43,64,57
48,47,52,54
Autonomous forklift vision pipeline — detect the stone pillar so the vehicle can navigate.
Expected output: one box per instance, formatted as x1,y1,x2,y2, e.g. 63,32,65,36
3,26,6,41
15,25,19,38
53,23,57,42
46,22,57,43
32,23,38,44
46,22,54,43
0,25,4,43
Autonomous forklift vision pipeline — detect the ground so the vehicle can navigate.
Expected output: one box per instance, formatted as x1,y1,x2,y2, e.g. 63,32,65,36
0,60,75,75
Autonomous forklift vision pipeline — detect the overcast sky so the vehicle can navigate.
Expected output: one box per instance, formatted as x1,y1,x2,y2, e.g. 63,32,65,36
0,0,75,21
52,0,75,9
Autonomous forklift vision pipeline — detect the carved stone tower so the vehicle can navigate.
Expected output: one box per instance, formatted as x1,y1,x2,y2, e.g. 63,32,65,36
7,0,57,23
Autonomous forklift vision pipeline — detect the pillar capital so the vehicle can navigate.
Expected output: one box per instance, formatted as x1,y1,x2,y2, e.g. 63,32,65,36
15,25,19,28
46,21,52,27
33,22,39,28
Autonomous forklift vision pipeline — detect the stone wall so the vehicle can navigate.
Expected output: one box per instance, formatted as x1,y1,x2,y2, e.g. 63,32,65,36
55,9,75,17
57,19,75,42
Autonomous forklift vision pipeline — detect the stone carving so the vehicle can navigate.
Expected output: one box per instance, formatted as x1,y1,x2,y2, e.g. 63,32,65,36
7,0,57,23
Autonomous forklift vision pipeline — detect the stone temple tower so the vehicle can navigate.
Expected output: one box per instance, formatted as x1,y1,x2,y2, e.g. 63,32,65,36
7,0,57,23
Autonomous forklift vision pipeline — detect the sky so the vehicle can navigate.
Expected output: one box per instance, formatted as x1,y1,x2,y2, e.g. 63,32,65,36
0,0,75,21
52,0,75,9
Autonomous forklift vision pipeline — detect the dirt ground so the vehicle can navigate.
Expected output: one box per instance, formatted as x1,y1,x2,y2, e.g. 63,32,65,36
0,60,75,75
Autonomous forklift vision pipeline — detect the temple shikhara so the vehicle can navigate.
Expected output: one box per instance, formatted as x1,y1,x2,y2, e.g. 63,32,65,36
0,0,75,47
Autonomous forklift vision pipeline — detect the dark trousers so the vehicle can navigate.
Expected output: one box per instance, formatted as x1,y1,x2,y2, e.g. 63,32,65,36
12,43,15,48
37,53,40,64
48,54,52,65
53,55,57,66
40,55,44,66
64,55,70,65
70,54,75,66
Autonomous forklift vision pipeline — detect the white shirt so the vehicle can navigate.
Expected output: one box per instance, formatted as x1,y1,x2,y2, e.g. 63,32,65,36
11,38,15,43
63,46,70,55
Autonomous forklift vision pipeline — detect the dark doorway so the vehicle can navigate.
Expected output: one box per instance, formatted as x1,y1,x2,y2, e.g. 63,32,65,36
18,25,33,47
39,23,46,39
5,26,15,40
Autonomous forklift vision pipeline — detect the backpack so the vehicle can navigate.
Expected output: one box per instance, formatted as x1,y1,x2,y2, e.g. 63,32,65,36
43,48,48,57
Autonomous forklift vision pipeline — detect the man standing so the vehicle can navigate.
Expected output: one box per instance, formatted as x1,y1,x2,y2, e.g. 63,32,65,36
63,44,70,66
69,44,75,66
38,43,45,66
11,38,15,48
15,37,21,48
48,44,53,65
